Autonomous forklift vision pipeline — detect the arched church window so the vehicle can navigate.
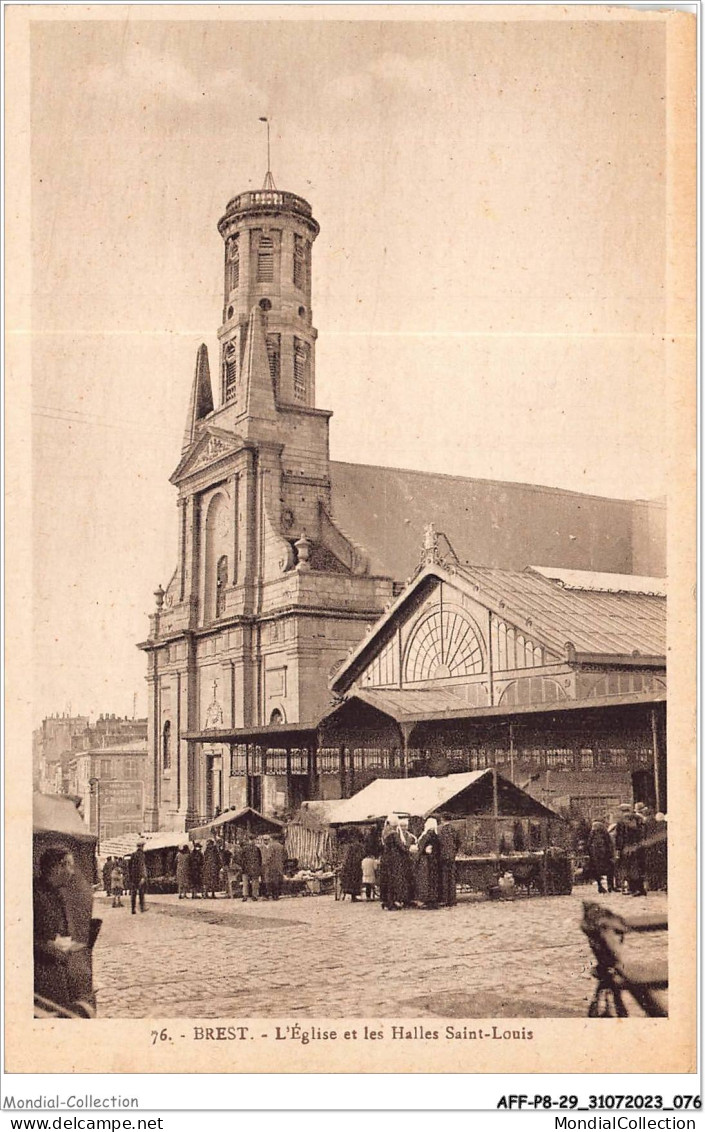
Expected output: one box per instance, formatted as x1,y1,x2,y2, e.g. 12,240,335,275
162,720,171,772
403,605,484,683
270,708,284,725
257,235,274,283
216,555,228,617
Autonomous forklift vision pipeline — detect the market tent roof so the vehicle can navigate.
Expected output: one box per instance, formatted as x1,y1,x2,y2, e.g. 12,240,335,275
327,770,561,826
292,800,343,831
33,793,96,842
99,830,188,859
188,806,284,840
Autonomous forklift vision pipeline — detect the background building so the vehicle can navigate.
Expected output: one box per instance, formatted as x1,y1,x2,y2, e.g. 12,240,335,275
33,713,89,793
140,175,666,831
68,739,148,843
34,712,147,805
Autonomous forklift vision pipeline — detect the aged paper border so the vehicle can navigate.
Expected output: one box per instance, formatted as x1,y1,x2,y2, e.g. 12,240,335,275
4,2,697,1076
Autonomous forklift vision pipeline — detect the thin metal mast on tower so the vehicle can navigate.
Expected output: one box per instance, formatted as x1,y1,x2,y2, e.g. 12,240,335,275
259,117,276,189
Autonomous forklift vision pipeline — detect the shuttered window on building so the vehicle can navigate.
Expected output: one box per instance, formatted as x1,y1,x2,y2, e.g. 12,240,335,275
257,234,274,282
226,234,239,290
223,341,238,403
266,333,281,396
293,234,306,290
216,555,228,617
293,337,308,400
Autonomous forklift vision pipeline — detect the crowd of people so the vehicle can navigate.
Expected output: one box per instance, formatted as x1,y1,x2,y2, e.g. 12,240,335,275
339,813,462,911
103,832,288,905
584,802,667,897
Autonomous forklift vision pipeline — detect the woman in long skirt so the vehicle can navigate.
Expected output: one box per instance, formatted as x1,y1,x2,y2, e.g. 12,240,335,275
415,817,443,908
379,815,411,911
340,833,364,901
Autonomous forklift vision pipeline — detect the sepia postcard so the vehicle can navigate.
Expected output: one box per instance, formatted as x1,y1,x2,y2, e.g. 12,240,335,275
4,3,697,1078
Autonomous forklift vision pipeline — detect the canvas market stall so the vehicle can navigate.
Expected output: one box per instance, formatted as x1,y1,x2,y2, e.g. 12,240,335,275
285,800,337,870
188,805,284,843
328,769,569,897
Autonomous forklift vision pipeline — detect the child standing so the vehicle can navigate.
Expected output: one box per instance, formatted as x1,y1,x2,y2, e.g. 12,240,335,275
110,861,125,908
361,854,379,901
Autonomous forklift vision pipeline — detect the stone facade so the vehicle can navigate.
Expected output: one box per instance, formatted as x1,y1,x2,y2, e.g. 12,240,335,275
138,185,395,831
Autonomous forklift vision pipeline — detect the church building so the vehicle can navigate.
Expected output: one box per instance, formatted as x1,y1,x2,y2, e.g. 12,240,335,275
138,172,665,832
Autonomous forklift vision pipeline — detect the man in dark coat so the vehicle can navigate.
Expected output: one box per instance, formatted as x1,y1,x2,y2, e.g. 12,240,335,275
614,804,646,895
437,815,462,907
586,820,614,893
102,857,113,896
241,835,262,900
128,840,148,913
189,843,204,897
33,847,75,1009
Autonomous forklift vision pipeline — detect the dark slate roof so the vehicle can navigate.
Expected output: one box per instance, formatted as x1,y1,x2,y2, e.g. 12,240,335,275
457,565,665,657
329,461,664,581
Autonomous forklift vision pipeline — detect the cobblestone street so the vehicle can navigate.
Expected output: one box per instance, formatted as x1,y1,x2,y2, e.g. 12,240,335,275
92,888,667,1019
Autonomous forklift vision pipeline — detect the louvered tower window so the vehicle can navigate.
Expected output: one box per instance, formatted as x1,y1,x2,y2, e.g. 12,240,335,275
293,234,306,290
257,234,274,282
266,333,281,397
223,341,237,403
226,234,239,290
293,337,308,401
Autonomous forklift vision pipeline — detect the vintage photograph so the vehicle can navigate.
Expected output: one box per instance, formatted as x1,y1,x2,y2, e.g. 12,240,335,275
5,3,696,1075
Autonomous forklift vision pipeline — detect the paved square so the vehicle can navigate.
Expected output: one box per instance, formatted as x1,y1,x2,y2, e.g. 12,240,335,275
92,887,667,1019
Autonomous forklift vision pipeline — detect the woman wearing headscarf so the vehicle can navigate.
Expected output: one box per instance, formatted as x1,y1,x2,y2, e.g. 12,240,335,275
339,831,364,901
415,817,443,908
379,815,410,911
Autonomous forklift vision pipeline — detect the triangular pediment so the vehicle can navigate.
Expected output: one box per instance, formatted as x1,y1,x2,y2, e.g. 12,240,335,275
170,425,246,484
331,563,566,694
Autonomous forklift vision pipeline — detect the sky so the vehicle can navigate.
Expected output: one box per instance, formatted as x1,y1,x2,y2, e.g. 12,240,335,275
29,11,668,723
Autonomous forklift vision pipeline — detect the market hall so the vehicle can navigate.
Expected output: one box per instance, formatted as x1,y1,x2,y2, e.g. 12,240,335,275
183,545,666,823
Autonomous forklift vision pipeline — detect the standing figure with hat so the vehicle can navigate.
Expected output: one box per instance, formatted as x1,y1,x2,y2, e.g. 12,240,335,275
128,838,149,914
614,803,646,896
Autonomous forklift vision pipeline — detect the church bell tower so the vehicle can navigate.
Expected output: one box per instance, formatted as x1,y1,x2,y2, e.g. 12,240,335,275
216,174,320,413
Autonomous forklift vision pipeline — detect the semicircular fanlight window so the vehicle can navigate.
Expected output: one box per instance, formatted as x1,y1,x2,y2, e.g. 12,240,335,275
404,606,484,683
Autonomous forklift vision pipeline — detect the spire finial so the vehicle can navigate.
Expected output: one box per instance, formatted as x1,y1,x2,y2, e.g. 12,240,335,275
259,117,276,190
